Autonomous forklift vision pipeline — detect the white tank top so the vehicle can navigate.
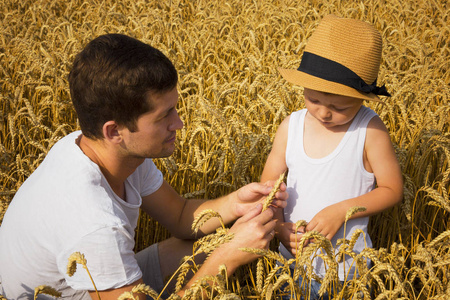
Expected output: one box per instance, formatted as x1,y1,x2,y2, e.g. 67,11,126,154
281,106,377,280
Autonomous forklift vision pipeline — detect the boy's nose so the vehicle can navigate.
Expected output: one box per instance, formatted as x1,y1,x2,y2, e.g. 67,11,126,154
319,108,332,120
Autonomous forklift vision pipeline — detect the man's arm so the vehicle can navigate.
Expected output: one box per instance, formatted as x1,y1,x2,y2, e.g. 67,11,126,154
88,279,145,300
90,204,277,299
140,180,286,239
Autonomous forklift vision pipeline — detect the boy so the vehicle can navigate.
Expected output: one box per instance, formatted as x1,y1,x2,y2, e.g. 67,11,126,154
261,15,403,299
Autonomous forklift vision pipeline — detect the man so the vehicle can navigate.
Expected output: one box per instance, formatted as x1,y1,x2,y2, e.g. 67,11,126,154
0,34,287,299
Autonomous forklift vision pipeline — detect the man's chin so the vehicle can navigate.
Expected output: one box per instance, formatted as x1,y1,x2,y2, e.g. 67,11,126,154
158,148,176,158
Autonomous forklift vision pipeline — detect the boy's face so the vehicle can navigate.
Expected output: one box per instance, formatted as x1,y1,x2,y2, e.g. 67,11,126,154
303,88,363,129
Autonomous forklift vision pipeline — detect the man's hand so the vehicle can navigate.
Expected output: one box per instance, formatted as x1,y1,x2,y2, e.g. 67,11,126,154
233,181,288,218
218,203,277,268
178,203,277,296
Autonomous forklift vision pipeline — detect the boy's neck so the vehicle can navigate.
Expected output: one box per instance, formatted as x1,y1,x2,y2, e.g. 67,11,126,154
303,111,353,159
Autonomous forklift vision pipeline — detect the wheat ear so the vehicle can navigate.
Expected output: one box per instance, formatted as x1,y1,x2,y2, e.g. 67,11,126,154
132,283,159,299
191,209,225,234
117,284,159,300
262,171,286,211
33,285,62,299
67,252,100,300
116,291,136,300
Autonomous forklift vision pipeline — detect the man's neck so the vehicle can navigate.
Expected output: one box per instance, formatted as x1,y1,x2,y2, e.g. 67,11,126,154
77,134,142,199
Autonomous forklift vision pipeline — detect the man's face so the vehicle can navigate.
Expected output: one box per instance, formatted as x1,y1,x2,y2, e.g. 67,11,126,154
119,87,184,159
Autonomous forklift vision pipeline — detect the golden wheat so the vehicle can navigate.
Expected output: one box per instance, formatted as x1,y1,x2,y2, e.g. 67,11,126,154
67,252,100,299
191,209,224,235
0,0,449,299
33,285,62,300
116,283,159,300
262,171,286,212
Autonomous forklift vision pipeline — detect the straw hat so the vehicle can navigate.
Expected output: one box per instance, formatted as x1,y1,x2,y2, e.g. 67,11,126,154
279,15,390,101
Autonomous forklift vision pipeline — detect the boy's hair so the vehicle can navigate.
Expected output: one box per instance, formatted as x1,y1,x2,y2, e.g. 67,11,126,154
69,34,178,139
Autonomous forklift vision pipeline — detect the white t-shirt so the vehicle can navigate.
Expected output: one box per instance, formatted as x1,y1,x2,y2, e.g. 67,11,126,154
281,106,376,280
0,131,164,299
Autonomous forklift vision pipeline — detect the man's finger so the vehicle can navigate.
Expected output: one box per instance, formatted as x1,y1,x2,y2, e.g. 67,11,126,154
256,181,275,195
252,207,275,224
236,203,263,223
263,219,277,232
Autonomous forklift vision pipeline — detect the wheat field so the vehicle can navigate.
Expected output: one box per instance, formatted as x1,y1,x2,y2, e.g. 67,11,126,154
0,0,449,299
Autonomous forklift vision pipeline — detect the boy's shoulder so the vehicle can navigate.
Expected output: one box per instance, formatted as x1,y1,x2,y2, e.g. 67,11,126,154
363,106,386,130
365,110,391,151
286,108,307,123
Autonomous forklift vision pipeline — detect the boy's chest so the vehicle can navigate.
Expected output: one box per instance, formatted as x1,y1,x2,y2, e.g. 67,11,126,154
303,119,350,159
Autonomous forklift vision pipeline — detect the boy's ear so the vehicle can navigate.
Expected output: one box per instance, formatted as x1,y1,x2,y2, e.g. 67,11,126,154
102,121,123,144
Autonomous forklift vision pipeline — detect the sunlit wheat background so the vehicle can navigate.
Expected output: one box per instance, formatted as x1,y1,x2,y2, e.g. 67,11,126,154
1,0,449,299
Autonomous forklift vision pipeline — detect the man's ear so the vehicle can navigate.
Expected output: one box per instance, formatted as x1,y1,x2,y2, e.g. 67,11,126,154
102,121,123,144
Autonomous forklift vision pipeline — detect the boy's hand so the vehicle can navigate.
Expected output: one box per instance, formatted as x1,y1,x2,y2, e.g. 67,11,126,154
276,222,309,256
306,204,346,240
233,181,288,217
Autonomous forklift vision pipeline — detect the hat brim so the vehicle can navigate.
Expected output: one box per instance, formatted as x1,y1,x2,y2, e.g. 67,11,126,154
278,68,382,102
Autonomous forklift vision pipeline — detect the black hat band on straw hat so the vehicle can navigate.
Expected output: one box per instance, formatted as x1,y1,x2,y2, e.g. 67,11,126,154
298,52,391,97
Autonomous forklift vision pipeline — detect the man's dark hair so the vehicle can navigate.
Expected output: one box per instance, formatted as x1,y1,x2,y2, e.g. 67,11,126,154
68,34,178,139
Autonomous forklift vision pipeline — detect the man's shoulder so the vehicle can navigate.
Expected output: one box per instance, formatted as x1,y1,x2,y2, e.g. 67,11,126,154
51,130,82,147
129,158,164,197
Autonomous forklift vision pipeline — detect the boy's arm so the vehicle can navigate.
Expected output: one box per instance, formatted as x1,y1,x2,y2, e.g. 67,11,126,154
261,116,290,183
261,117,304,254
306,116,404,239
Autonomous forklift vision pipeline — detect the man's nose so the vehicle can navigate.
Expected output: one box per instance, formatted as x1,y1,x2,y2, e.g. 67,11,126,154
169,113,184,131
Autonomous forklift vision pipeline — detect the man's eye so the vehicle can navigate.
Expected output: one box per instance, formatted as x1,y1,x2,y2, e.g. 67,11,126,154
164,109,174,118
